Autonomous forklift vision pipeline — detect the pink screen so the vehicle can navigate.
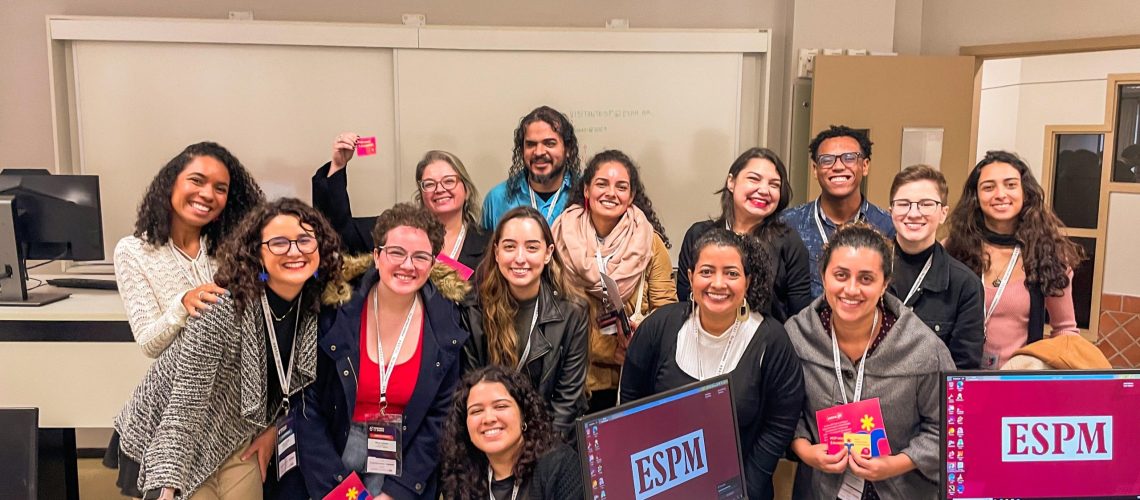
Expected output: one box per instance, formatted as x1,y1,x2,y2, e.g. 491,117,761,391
944,373,1140,499
582,381,745,500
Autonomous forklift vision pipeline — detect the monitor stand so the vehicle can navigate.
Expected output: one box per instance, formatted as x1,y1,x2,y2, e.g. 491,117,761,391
0,196,69,306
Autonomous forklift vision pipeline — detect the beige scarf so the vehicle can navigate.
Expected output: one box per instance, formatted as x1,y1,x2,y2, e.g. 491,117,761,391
553,203,654,301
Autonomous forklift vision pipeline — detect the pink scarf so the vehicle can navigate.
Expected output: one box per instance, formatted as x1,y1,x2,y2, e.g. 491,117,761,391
553,203,654,301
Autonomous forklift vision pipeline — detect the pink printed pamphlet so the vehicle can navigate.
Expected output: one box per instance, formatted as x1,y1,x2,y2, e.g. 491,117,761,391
815,397,891,457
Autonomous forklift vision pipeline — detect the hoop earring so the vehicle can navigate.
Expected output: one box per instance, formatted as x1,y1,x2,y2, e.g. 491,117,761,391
522,422,528,432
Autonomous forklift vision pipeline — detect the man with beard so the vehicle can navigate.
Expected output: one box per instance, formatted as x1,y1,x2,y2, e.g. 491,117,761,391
780,125,895,297
481,106,582,230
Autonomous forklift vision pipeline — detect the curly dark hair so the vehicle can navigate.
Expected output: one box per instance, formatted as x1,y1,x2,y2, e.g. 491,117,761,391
369,202,445,255
440,365,558,500
214,198,343,314
133,142,264,255
507,106,581,194
945,150,1084,296
683,228,775,316
566,149,671,248
819,222,895,282
808,125,874,162
714,147,793,245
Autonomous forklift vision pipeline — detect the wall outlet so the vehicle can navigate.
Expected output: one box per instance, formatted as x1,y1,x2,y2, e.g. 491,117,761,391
402,13,426,26
797,48,819,78
606,18,630,29
228,11,253,21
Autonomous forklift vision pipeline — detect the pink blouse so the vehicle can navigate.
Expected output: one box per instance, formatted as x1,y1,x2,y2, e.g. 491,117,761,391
984,276,1078,368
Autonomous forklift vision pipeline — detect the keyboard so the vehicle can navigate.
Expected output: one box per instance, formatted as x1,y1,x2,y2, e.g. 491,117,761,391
46,278,119,291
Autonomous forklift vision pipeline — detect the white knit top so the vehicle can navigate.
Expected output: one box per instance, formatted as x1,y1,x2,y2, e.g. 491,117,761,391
114,235,215,358
675,310,763,380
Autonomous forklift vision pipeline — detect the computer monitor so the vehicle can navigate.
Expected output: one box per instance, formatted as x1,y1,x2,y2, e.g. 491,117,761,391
577,375,747,500
0,170,103,306
942,369,1140,500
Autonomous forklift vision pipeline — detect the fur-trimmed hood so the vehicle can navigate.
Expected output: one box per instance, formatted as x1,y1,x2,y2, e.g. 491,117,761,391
321,254,471,305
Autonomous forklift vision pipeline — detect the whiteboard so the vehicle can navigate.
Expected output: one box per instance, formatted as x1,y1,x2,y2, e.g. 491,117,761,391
72,41,397,260
395,49,742,258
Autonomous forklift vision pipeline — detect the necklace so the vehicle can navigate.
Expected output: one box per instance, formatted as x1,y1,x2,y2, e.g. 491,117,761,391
269,298,298,322
693,314,742,379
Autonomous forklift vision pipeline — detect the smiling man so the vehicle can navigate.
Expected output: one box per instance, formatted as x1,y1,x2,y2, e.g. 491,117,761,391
481,106,582,230
781,125,894,297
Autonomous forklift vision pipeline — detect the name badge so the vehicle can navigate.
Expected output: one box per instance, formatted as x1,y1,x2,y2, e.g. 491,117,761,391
366,413,404,476
838,470,865,500
596,309,632,338
275,413,299,479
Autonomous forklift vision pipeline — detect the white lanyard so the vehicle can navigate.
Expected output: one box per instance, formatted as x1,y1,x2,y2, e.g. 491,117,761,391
517,293,540,371
487,466,520,500
260,291,300,411
448,224,467,259
813,198,864,245
528,181,564,220
983,246,1021,329
169,238,213,287
693,312,742,379
902,254,934,306
830,310,879,405
372,289,419,411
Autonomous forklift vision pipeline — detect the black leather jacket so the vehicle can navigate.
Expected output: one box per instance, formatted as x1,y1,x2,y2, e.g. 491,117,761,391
462,282,590,440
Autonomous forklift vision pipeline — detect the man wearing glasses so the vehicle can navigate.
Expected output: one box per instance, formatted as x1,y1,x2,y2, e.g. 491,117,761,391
781,125,895,297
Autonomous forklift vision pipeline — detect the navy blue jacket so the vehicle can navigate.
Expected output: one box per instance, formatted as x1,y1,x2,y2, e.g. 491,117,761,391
294,268,468,500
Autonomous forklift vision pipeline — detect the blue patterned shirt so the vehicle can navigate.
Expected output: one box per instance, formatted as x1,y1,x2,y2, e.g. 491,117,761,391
780,196,896,297
481,171,574,230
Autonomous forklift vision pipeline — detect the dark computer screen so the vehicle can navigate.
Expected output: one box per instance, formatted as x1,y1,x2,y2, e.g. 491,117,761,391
943,370,1140,500
0,172,103,261
578,376,746,500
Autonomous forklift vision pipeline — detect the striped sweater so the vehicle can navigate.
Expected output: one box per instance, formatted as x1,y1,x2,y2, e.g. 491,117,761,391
114,294,317,498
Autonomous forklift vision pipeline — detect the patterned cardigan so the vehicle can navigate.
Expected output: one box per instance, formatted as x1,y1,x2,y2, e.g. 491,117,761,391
113,294,318,498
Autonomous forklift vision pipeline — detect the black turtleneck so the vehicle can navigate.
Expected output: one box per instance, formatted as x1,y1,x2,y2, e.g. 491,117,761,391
265,287,300,419
893,242,936,303
981,226,1019,247
513,294,539,360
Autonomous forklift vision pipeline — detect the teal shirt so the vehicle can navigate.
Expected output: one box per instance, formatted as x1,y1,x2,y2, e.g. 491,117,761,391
481,171,573,230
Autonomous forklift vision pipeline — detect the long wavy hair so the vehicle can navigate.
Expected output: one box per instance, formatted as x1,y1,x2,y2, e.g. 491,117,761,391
714,147,793,245
684,228,775,318
566,149,671,248
214,198,343,314
412,150,482,228
476,206,587,367
133,142,264,255
507,106,581,194
440,365,558,500
945,151,1084,296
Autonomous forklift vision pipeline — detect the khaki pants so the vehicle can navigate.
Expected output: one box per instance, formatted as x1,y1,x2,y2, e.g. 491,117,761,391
188,448,263,500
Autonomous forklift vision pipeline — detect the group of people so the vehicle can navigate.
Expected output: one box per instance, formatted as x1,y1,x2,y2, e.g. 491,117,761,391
104,105,1084,500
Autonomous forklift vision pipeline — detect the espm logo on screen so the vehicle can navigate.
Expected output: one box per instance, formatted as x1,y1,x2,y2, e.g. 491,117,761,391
1001,416,1112,462
630,429,708,500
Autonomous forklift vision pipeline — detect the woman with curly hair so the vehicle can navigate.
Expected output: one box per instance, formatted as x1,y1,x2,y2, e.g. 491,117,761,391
313,137,489,273
944,151,1084,368
462,207,590,441
553,149,678,413
105,141,264,497
440,365,582,500
294,203,471,500
113,198,343,500
621,229,804,500
677,147,812,322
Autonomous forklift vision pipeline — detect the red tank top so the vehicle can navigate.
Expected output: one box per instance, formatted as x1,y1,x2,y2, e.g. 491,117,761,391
353,306,423,421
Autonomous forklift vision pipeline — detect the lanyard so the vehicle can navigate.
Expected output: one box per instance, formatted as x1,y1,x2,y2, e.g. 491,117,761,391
517,292,540,371
169,237,213,287
693,311,743,379
830,309,879,405
983,246,1021,329
487,466,520,500
813,198,864,245
372,288,419,412
528,181,564,220
902,254,934,306
448,224,467,259
260,291,300,411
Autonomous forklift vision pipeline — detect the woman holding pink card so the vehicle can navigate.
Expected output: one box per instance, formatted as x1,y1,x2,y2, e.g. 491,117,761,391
785,223,953,500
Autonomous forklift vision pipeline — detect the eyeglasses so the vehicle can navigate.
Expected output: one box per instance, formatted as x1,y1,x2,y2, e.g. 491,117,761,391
376,245,435,268
815,152,864,169
419,175,460,193
890,199,943,215
262,236,318,255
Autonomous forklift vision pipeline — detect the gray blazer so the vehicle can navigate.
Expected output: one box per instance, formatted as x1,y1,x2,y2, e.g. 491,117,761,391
114,296,317,497
784,294,954,500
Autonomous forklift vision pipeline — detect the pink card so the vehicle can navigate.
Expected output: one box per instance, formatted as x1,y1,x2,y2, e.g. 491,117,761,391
437,253,474,281
815,397,892,457
356,136,377,156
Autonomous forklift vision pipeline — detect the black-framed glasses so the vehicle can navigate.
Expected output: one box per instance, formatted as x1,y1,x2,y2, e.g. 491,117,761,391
262,236,318,255
815,152,865,169
890,199,943,215
376,245,435,268
418,175,460,193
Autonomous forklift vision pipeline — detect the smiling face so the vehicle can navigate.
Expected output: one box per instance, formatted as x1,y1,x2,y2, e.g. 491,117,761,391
373,225,434,296
585,160,633,225
495,217,553,300
976,161,1024,232
259,215,320,298
727,157,782,226
419,160,467,219
890,179,947,251
170,155,230,229
465,380,525,461
522,121,566,186
813,136,868,200
688,244,750,322
822,245,888,327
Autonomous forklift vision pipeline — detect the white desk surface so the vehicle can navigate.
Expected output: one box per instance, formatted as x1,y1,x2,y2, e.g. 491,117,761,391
0,275,127,321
